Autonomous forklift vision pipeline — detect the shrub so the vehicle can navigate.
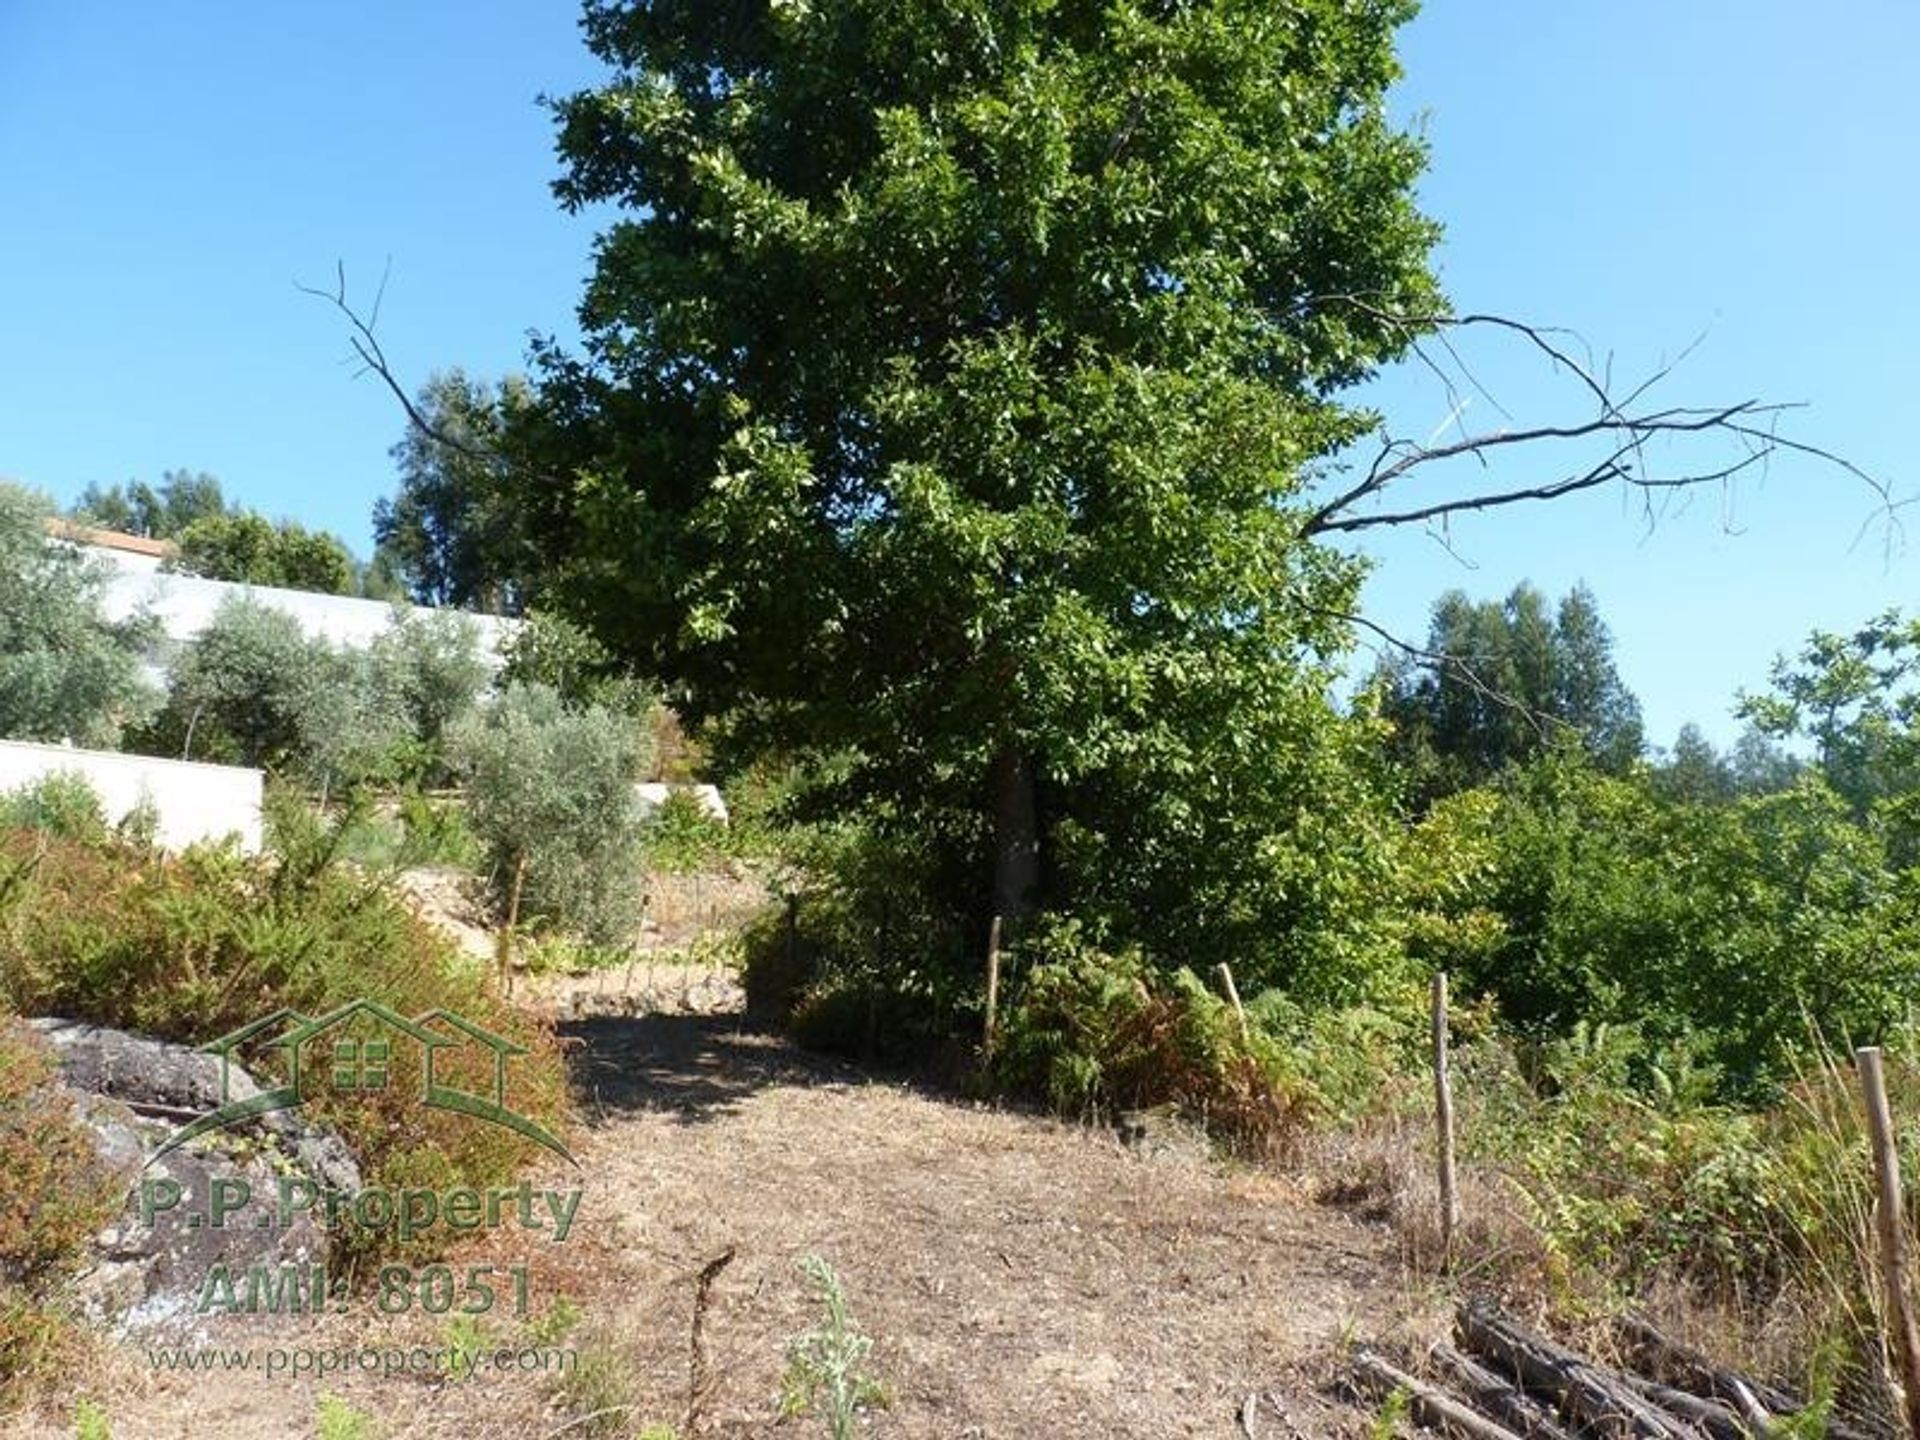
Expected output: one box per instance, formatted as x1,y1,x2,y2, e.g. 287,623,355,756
0,1014,123,1399
451,683,651,946
641,789,729,874
367,610,490,783
0,773,109,845
992,920,1421,1155
0,810,569,1264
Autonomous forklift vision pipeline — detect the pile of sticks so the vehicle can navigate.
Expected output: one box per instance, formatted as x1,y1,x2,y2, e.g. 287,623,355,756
1352,1300,1887,1439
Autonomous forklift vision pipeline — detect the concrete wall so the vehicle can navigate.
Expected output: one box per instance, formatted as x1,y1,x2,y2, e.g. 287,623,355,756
0,739,263,853
87,550,517,663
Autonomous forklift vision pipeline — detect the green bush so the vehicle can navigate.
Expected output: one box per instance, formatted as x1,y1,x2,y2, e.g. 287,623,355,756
1459,754,1920,1099
0,773,109,845
641,789,730,873
0,809,569,1263
136,599,492,793
992,920,1423,1154
451,683,651,946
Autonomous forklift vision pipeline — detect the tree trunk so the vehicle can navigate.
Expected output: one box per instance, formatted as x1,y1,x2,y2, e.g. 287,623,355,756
989,744,1040,935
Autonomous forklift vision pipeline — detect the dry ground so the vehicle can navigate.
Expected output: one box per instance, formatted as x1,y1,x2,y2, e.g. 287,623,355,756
8,1012,1440,1440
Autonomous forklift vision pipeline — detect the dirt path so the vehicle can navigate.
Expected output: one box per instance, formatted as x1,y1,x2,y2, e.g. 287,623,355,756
14,1014,1422,1439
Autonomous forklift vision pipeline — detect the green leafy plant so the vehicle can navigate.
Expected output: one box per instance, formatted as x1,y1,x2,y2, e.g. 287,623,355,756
70,1398,111,1440
451,682,651,946
0,813,568,1267
315,1393,380,1440
0,773,109,844
779,1255,888,1440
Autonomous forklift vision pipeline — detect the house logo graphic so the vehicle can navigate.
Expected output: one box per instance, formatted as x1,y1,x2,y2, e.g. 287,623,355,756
153,998,573,1164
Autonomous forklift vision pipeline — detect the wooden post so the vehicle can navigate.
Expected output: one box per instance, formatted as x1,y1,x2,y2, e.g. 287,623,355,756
1215,962,1252,1049
1433,971,1459,1266
498,850,528,998
983,914,1003,1062
783,893,799,972
1857,1045,1920,1438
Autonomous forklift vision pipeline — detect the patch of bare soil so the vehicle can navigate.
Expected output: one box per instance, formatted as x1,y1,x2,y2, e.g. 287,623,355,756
10,1016,1434,1439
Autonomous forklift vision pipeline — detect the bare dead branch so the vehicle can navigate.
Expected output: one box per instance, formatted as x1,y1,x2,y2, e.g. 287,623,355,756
295,262,500,465
1291,295,1898,550
1324,607,1560,745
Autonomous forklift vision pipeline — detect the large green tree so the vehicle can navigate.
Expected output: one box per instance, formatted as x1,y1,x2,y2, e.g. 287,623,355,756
518,0,1441,984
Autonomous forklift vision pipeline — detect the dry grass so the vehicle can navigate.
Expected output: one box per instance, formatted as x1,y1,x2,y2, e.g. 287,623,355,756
7,1013,1442,1438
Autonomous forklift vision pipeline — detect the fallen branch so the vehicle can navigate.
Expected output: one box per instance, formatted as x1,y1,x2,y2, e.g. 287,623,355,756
1430,1341,1579,1440
1353,1347,1527,1440
1456,1301,1695,1439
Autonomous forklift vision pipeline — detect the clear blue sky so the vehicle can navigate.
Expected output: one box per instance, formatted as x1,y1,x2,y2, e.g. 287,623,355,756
3,3,1914,747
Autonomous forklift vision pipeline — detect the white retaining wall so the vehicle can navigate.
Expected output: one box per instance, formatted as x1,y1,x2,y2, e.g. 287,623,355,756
0,739,263,853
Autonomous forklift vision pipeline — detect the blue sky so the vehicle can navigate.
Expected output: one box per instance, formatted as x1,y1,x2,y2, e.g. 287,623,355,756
3,3,1914,747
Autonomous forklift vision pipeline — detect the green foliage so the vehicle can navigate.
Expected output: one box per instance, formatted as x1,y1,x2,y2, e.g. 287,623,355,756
641,789,730,874
1740,609,1920,861
779,1255,888,1440
499,609,654,717
0,773,110,845
315,1394,379,1440
0,481,157,747
451,683,651,945
367,610,491,782
992,920,1419,1150
0,809,569,1261
138,598,488,792
374,370,539,614
1377,582,1643,802
70,469,226,539
522,0,1440,1007
138,597,396,786
170,511,358,595
1457,752,1920,1099
70,1398,112,1440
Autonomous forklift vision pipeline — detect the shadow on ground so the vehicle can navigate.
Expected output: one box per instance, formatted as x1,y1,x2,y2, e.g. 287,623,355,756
560,1012,866,1126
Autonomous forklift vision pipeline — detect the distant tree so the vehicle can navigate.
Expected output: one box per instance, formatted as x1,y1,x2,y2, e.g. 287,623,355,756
0,482,156,747
1380,582,1644,800
170,513,357,595
373,370,537,614
71,470,229,538
1650,723,1736,804
1728,726,1802,795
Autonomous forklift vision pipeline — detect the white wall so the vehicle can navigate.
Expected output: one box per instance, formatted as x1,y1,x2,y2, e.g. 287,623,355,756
0,740,263,853
90,553,517,663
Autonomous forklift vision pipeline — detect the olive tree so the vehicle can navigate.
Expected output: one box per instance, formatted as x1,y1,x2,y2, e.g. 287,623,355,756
0,482,155,747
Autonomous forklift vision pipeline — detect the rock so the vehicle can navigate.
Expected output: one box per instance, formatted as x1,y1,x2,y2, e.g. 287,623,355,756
25,1018,359,1336
30,1017,361,1195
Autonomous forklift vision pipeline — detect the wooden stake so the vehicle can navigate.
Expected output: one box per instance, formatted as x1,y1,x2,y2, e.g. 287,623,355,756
1857,1045,1920,1439
498,849,528,998
1433,971,1459,1265
983,914,1003,1061
1216,962,1252,1049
